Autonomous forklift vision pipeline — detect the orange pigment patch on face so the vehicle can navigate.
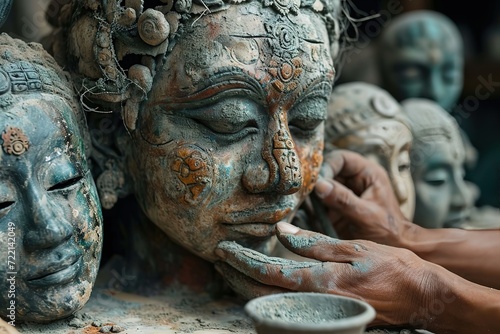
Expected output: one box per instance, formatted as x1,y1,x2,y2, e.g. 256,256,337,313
298,140,323,196
269,207,293,222
170,144,214,205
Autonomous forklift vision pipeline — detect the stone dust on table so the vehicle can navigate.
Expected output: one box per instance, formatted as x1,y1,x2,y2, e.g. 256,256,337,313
17,287,430,334
18,286,254,334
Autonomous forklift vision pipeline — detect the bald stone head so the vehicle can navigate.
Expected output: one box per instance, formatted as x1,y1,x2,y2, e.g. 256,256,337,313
379,10,463,111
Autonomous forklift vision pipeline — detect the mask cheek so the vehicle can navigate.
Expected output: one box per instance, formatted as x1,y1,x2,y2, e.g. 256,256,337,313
168,144,215,206
134,142,216,216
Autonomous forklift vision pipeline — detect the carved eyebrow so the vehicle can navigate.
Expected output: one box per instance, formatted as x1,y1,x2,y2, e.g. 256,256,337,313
230,33,268,39
152,68,266,110
422,155,467,174
229,34,324,45
294,76,333,106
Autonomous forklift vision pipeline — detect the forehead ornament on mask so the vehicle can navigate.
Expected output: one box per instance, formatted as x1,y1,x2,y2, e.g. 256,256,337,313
266,18,302,59
265,18,306,92
0,60,72,105
268,57,303,93
1,126,29,156
231,13,323,94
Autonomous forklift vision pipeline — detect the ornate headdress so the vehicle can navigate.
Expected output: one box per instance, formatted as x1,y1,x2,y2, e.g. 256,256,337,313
0,34,76,106
325,81,410,143
0,33,90,156
47,0,347,113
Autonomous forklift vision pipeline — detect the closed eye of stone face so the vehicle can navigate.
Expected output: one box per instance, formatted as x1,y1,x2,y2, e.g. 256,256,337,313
288,97,328,138
180,98,260,135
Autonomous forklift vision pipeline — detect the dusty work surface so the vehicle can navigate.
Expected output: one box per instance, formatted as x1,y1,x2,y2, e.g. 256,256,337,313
16,286,429,334
17,286,253,334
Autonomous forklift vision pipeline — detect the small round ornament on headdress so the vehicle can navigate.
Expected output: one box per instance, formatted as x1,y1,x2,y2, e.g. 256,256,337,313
371,94,399,118
138,9,170,46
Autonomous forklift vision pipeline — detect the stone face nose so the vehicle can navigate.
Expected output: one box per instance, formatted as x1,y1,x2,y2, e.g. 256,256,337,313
272,125,302,194
242,109,302,194
24,187,74,252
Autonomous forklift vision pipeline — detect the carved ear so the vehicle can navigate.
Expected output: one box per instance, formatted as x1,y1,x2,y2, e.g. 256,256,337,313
123,64,153,132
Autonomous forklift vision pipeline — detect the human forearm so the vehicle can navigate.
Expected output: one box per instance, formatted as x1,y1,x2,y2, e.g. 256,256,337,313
318,150,500,289
401,225,500,289
422,264,500,334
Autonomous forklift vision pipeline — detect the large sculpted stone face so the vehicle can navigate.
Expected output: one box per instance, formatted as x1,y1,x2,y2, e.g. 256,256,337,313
0,94,102,322
379,11,463,111
128,3,334,262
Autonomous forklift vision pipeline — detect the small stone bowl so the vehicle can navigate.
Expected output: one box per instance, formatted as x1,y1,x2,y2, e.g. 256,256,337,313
245,292,376,334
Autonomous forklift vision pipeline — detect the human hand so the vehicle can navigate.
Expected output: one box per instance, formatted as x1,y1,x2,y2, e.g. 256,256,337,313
317,150,418,248
215,222,443,328
0,318,19,334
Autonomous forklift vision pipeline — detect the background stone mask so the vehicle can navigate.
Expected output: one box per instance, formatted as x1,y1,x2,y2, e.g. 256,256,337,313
0,34,103,323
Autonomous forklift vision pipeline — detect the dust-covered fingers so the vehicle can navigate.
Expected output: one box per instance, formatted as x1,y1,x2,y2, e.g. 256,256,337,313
275,222,372,262
214,262,291,300
216,241,326,290
216,241,360,294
